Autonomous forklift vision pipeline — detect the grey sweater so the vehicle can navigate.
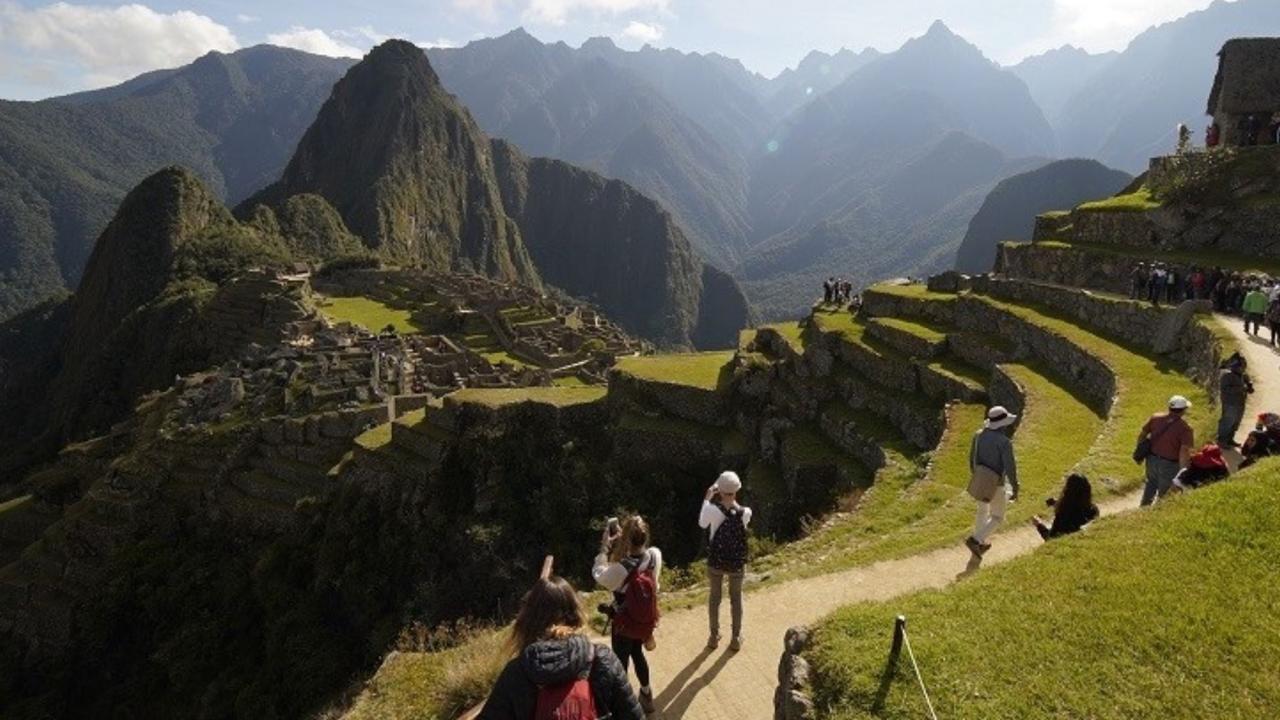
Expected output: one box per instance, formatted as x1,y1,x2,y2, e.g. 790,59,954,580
970,428,1019,495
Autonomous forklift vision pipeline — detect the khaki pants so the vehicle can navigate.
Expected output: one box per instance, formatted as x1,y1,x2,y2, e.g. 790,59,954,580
707,566,744,639
972,486,1008,544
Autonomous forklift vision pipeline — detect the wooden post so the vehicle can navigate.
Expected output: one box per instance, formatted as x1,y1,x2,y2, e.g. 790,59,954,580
891,615,906,657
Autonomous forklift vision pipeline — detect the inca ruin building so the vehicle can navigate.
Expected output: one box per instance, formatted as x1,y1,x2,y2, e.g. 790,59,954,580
1208,37,1280,145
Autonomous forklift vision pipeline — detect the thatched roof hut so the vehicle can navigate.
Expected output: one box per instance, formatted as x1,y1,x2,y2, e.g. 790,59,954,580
1207,38,1280,144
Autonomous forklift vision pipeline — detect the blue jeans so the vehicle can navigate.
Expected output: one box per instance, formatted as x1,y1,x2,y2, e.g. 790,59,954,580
1142,456,1180,506
1217,402,1246,446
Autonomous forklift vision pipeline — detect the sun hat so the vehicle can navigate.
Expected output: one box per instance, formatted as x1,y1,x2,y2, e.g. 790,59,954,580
1168,395,1192,410
715,471,742,494
983,406,1018,430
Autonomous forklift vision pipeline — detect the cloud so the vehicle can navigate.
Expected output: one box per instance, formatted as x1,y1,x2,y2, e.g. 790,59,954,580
235,13,258,24
1007,0,1215,61
617,20,663,45
453,0,502,22
0,2,239,88
266,26,364,58
419,37,459,49
524,0,671,26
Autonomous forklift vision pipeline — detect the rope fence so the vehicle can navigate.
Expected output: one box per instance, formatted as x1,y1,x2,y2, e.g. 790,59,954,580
892,615,939,720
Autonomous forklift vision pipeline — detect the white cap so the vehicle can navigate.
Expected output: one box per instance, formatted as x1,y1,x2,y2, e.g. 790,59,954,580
716,471,742,494
984,406,1018,430
1168,395,1192,410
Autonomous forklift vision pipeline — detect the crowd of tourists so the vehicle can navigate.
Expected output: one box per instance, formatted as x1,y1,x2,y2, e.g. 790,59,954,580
821,277,859,308
478,345,1277,718
479,472,752,719
1129,264,1280,345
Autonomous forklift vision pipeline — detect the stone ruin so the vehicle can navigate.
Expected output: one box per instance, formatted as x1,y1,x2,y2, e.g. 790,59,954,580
1208,37,1280,146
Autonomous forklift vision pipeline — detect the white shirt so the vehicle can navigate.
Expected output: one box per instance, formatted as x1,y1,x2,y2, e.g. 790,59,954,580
593,547,663,592
699,500,752,541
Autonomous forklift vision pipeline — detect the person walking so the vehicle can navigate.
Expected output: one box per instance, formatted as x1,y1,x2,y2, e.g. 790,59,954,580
1267,296,1280,347
1136,395,1195,506
1218,354,1254,448
1242,284,1269,336
480,576,644,720
593,516,662,713
700,471,751,652
965,406,1020,556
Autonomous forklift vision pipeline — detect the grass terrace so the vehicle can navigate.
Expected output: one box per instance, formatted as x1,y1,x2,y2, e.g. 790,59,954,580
1076,185,1162,213
871,316,949,344
1033,239,1280,276
809,460,1280,719
319,295,424,334
811,310,904,361
343,630,507,720
448,386,607,408
614,351,734,391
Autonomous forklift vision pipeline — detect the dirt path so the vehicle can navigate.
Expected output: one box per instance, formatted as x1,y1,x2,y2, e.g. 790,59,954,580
1217,313,1280,434
636,315,1278,720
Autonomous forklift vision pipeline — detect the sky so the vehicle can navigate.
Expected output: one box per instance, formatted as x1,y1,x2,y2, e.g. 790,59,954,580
0,0,1228,100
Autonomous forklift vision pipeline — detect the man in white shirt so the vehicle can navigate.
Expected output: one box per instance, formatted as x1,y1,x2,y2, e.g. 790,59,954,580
699,471,752,651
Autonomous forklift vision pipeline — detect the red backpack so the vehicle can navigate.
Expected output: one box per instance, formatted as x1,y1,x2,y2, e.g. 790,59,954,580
612,553,660,641
534,655,597,720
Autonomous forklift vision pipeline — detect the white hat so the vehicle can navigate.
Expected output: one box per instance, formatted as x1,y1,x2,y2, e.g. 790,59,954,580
1168,395,1192,410
716,471,742,494
984,406,1018,430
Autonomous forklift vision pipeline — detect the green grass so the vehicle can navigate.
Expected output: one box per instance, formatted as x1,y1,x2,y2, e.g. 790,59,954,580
319,295,423,334
1076,185,1162,213
809,460,1280,719
871,317,949,344
812,311,904,361
614,351,734,390
762,320,808,351
757,362,1100,580
1035,239,1280,276
353,422,393,451
924,356,988,390
344,630,508,720
551,375,590,388
448,386,607,408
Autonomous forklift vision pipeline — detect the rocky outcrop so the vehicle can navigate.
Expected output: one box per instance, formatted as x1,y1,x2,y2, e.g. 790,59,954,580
774,626,815,720
492,139,751,349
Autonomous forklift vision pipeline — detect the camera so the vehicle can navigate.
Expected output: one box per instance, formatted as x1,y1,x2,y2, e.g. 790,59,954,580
597,602,617,618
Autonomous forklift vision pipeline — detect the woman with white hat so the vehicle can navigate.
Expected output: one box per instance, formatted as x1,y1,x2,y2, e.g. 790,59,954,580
699,471,752,651
965,406,1020,557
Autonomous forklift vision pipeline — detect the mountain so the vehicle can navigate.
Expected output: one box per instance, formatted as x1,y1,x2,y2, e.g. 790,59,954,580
1009,45,1117,126
250,40,748,348
0,46,354,321
242,40,538,285
1054,0,1280,172
428,31,755,266
954,159,1133,274
764,47,882,118
739,22,1051,317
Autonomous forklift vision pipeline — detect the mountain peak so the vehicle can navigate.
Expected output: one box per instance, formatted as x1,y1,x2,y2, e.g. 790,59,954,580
925,19,957,38
580,35,618,53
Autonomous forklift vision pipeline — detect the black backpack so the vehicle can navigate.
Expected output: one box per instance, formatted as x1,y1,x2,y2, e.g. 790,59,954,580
708,506,748,572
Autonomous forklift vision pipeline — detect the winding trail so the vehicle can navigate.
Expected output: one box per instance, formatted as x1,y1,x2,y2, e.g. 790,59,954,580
637,314,1278,720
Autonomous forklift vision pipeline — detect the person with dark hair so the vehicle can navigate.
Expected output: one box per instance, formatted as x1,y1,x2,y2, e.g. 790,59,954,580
1240,413,1280,469
1206,123,1220,148
480,576,643,720
593,515,662,713
823,278,833,305
1031,474,1099,540
1137,395,1195,506
1171,443,1230,491
1267,296,1280,347
1218,353,1254,448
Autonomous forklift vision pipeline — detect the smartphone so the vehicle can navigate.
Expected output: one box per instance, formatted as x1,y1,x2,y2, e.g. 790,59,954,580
607,517,620,534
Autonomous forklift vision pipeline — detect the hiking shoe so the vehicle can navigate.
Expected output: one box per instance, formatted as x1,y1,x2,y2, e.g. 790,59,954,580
706,634,720,650
639,687,655,714
978,542,992,556
964,536,982,555
729,636,743,652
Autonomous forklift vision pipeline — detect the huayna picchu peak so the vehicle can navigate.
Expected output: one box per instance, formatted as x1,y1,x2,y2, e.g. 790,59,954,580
4,12,1280,720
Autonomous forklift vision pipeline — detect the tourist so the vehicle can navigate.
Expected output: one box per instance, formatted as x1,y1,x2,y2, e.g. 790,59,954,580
1240,413,1280,469
965,406,1020,557
1166,267,1180,304
1031,473,1098,541
1131,263,1147,300
479,576,644,720
700,471,751,652
1206,122,1221,148
1217,353,1253,448
1176,123,1191,154
1267,295,1280,347
1190,267,1206,300
1243,284,1269,336
1136,395,1195,506
1171,443,1230,491
1148,264,1167,306
823,278,833,305
593,516,662,713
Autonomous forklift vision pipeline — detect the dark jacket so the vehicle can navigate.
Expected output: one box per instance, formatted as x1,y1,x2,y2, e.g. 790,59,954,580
479,634,644,720
1041,504,1099,539
1220,369,1251,406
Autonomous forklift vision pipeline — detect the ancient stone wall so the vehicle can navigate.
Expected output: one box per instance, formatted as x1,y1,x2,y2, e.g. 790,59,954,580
774,626,814,720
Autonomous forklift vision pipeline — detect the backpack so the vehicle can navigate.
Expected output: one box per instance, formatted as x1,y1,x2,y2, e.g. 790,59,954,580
534,654,597,720
708,506,749,572
612,552,659,641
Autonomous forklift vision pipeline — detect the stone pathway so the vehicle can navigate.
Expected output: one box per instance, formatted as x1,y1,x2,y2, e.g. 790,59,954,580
632,314,1277,720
